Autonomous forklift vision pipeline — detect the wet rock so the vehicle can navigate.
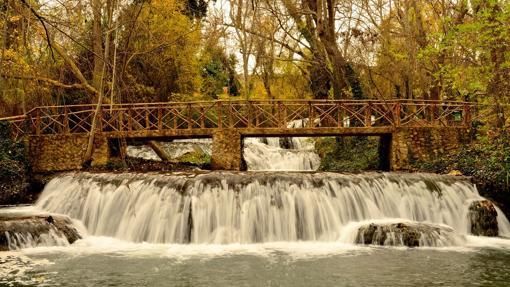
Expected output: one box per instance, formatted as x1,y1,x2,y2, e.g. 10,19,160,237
0,214,81,251
355,222,461,247
279,137,293,149
469,200,499,237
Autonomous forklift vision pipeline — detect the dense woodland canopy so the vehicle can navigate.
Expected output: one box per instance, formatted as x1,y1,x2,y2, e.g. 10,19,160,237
0,0,509,118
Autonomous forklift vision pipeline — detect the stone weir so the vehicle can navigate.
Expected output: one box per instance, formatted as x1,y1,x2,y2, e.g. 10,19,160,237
33,171,510,246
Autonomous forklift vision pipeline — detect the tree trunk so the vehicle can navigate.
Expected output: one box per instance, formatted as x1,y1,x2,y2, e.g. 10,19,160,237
148,141,171,161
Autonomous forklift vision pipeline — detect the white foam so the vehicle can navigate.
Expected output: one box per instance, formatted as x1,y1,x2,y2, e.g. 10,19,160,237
34,172,510,247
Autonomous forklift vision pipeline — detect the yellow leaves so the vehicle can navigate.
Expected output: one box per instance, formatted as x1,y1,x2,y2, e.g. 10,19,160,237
9,15,22,22
1,49,32,74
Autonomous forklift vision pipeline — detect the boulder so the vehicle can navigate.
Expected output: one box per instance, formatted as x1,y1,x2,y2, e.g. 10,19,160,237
469,200,499,237
355,222,461,247
175,146,210,167
0,214,81,251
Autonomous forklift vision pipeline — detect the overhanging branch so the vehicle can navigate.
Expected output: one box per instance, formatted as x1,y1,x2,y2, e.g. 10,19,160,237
0,73,87,90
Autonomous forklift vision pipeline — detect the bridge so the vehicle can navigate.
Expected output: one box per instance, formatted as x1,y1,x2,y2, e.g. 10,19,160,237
0,99,488,172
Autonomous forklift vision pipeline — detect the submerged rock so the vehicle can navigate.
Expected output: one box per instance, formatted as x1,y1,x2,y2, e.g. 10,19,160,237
355,222,462,247
0,214,81,251
469,200,499,237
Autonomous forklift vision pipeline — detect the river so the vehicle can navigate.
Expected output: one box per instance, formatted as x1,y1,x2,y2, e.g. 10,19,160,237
2,136,510,286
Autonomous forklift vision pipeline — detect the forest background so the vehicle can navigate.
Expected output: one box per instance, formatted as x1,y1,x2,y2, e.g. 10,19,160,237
0,0,509,208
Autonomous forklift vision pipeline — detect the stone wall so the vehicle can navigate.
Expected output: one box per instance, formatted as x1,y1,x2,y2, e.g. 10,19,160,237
26,127,468,172
29,135,110,172
211,130,246,171
391,127,469,171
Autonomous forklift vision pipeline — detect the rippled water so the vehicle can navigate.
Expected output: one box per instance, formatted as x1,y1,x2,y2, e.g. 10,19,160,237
3,239,510,286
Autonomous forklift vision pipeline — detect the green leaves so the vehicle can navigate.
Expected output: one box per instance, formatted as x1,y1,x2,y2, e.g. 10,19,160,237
0,121,27,180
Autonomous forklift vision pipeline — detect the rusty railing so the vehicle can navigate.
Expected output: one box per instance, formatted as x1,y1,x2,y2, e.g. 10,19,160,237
0,100,488,139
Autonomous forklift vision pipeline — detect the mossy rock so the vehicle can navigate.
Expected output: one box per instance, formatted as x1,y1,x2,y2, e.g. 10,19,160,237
175,147,211,165
355,222,460,247
469,200,499,237
0,214,81,251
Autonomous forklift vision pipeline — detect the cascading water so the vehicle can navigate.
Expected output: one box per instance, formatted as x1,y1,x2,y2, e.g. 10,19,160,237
125,119,321,171
35,172,510,246
243,137,320,171
244,119,321,171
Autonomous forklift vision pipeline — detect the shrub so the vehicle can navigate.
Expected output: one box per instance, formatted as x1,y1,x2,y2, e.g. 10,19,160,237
316,136,381,173
0,121,28,180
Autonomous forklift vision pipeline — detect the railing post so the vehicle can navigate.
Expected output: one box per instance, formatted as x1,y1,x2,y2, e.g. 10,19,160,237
35,108,41,135
277,101,282,128
128,107,132,132
173,107,177,129
255,103,260,128
395,102,401,127
64,106,70,133
187,103,192,130
218,102,223,129
247,101,252,128
365,102,372,127
308,101,313,128
228,102,233,128
119,107,124,132
200,106,205,129
281,101,287,128
158,106,163,132
145,105,150,130
337,102,342,128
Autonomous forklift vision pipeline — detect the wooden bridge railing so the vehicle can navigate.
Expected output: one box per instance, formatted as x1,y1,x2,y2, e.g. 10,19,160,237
0,100,493,139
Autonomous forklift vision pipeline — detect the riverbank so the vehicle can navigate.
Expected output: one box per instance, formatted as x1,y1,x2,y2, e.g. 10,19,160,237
413,132,510,218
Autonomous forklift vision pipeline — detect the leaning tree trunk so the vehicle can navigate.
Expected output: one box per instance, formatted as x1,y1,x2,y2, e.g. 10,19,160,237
148,141,171,161
83,0,106,166
82,0,171,165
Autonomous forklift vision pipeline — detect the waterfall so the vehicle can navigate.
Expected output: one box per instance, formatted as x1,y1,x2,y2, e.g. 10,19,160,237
243,138,320,171
35,172,510,246
244,119,321,171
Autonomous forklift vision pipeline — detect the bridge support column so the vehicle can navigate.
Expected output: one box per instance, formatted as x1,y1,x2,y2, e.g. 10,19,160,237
390,127,469,171
29,135,110,172
211,130,246,171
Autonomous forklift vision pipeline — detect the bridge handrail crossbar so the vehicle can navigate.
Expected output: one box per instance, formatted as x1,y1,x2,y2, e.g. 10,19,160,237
0,100,495,139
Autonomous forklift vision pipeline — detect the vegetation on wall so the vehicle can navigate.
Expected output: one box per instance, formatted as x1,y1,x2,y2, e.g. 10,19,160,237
0,121,31,204
0,121,27,179
416,130,510,209
316,137,381,173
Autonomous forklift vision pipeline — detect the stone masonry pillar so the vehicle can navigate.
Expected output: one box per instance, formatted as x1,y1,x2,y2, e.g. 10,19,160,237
211,130,245,171
390,127,469,171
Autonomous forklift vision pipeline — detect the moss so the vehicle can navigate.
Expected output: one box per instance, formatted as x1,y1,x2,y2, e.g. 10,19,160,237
316,136,381,173
175,148,211,166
